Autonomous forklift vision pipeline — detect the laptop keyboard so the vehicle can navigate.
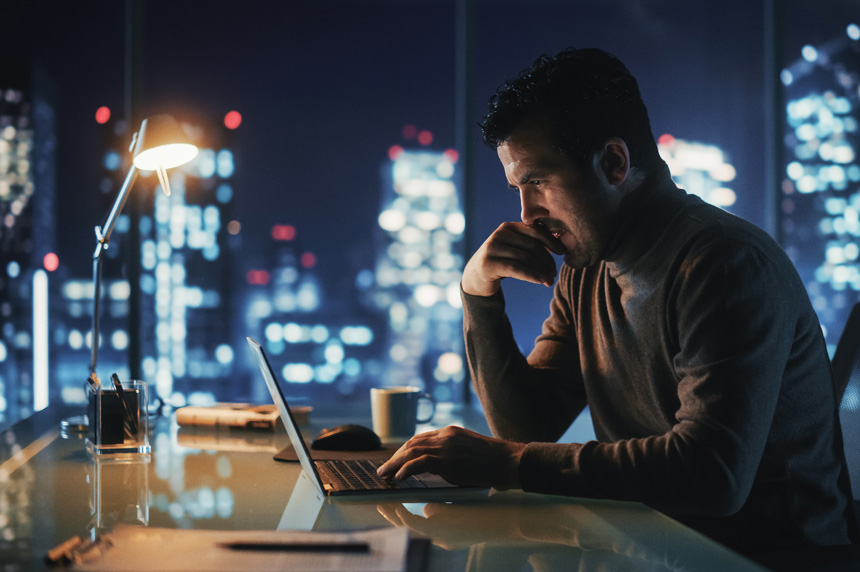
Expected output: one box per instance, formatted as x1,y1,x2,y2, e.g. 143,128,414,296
326,459,428,490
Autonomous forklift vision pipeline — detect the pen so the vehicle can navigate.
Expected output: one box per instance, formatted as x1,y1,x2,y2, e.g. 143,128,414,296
111,373,138,436
45,535,83,564
217,541,370,553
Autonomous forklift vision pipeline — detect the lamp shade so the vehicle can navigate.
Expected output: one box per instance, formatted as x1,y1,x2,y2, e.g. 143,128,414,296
131,114,198,171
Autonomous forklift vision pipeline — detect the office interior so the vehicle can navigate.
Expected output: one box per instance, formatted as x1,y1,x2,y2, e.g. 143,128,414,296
1,1,860,570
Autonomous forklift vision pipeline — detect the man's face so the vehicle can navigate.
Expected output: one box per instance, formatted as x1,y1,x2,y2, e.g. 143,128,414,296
497,122,622,268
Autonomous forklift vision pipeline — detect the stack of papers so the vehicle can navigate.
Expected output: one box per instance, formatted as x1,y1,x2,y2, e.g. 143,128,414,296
73,525,409,572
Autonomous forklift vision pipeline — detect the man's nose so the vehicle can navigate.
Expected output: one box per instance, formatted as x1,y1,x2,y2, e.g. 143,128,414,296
520,192,547,226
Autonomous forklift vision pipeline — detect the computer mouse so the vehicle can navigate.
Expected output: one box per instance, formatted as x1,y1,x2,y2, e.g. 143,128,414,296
311,424,382,451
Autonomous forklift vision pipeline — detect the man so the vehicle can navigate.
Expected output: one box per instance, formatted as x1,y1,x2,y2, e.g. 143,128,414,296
377,47,858,549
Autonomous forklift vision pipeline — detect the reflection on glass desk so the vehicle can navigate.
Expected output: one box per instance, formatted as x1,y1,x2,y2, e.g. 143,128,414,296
0,405,770,571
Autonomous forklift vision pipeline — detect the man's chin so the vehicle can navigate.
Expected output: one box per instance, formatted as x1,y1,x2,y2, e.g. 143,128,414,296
563,250,597,269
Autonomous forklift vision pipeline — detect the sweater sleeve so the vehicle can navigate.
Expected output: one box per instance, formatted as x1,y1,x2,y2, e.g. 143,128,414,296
516,237,819,517
462,283,587,444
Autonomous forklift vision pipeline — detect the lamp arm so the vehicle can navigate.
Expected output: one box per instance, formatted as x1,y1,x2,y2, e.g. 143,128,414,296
89,249,103,379
89,164,140,381
96,165,139,251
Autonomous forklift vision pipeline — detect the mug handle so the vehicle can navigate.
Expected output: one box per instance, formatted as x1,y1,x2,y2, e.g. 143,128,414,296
416,393,436,424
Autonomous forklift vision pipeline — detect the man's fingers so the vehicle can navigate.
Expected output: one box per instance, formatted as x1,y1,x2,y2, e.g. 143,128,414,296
378,447,436,480
485,253,557,287
484,225,559,281
376,504,406,526
394,455,437,481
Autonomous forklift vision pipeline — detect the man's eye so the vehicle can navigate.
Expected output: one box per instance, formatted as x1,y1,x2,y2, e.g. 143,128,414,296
529,180,541,186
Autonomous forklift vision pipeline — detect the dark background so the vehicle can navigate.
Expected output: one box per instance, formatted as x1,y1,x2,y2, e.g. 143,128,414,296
2,0,857,349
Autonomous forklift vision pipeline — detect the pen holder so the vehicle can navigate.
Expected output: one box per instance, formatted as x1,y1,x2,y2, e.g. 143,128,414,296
87,380,151,456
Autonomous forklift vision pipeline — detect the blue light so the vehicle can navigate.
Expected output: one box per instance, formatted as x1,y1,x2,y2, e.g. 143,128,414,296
215,344,234,365
111,330,129,350
283,363,314,383
265,322,283,342
196,149,216,178
202,244,220,261
340,326,374,345
104,151,121,170
356,269,374,290
343,358,361,377
216,183,233,203
217,149,235,178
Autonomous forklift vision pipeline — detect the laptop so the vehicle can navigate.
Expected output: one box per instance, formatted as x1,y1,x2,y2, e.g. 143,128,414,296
247,337,471,496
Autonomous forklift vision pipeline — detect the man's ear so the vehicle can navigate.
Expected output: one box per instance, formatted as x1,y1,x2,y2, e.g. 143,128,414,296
600,138,630,186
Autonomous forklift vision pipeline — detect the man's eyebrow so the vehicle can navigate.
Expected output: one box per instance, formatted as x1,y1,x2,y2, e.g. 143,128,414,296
510,170,547,187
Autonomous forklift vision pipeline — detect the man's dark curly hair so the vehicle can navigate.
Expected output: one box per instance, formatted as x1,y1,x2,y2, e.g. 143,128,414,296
480,47,663,172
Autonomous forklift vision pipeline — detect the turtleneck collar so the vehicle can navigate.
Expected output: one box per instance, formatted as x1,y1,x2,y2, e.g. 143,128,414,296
599,164,687,275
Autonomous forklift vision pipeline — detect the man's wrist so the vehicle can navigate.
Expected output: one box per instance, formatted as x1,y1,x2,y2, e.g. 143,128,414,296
460,277,501,298
495,440,524,490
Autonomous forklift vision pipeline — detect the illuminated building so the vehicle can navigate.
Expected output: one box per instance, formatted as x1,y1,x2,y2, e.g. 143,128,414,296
245,224,387,405
53,118,241,408
243,143,467,406
779,23,860,348
0,62,57,427
372,146,466,403
658,134,739,212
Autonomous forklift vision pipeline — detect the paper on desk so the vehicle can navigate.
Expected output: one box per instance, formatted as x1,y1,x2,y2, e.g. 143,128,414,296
73,524,409,572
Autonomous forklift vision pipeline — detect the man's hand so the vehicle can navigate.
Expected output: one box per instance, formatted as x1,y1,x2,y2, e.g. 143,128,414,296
376,426,525,489
376,502,523,551
461,222,563,297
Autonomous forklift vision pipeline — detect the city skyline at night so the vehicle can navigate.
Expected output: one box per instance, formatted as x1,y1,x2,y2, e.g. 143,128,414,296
2,1,859,430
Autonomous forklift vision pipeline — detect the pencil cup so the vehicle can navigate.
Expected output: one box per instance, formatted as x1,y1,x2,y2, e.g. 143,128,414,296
87,380,151,456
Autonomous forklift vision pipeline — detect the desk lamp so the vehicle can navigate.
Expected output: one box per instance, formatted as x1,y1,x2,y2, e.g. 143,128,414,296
88,114,198,388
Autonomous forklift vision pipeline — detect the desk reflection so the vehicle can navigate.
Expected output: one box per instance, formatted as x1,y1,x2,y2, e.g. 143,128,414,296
1,407,768,571
377,492,762,572
88,455,150,538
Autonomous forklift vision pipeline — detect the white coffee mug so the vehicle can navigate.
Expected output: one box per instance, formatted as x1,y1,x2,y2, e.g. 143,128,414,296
370,386,436,442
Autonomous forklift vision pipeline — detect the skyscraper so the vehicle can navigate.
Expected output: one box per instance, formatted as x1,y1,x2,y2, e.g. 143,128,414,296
779,24,860,348
372,147,466,403
0,61,57,427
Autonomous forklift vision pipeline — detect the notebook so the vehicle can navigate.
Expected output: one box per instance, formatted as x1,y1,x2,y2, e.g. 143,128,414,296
247,337,471,496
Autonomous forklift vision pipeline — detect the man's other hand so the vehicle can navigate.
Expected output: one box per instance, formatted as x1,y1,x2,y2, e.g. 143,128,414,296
461,222,562,297
376,426,525,490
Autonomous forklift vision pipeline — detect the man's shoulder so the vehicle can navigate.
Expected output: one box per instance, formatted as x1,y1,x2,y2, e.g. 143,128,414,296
670,195,786,265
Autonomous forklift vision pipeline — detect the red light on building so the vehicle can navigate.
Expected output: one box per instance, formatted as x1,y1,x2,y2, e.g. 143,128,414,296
443,149,459,163
272,224,296,241
658,133,675,146
388,145,404,161
247,270,270,285
300,252,316,268
43,252,59,272
402,124,417,139
95,106,111,124
224,110,242,130
417,130,433,146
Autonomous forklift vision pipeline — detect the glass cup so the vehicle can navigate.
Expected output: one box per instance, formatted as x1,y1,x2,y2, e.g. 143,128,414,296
86,380,151,456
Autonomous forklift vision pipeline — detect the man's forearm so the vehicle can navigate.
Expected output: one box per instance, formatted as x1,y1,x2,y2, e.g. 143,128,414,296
463,288,579,443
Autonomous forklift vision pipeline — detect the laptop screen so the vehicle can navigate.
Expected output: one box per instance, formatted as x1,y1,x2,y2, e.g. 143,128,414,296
247,337,326,495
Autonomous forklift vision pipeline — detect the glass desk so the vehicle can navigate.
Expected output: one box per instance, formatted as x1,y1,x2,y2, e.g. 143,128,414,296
1,404,770,571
